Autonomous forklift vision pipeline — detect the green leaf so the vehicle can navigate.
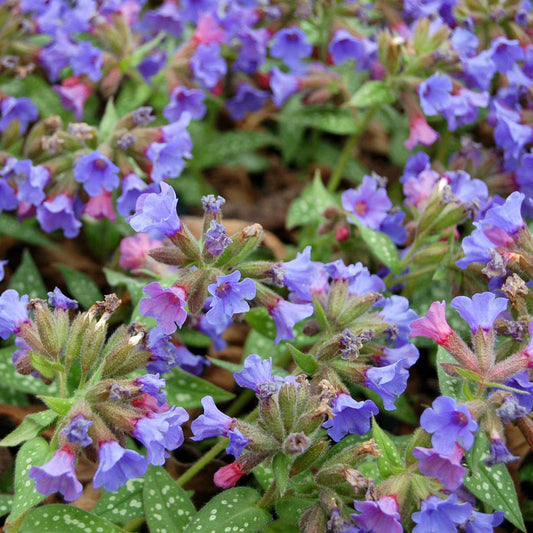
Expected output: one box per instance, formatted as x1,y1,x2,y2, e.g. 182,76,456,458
0,494,13,517
19,505,125,533
372,418,404,478
464,434,525,531
347,214,401,274
93,478,145,527
275,495,314,526
56,264,103,309
0,214,55,247
190,127,277,170
184,487,271,533
349,81,396,108
0,346,59,397
37,396,74,416
7,437,49,524
286,171,336,229
0,382,28,406
104,269,148,307
245,307,277,340
144,466,196,533
0,410,58,448
287,344,317,374
115,79,153,116
272,453,292,496
263,520,300,533
436,346,464,399
9,249,47,299
164,366,234,408
253,462,275,490
278,106,360,135
1,75,68,119
99,98,119,142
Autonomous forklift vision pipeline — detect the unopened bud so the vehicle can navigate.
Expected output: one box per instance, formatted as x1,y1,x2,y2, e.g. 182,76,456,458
299,503,327,533
283,432,310,455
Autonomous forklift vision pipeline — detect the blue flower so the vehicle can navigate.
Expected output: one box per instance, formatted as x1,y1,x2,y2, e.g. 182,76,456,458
70,41,103,82
226,83,269,120
74,150,120,197
234,354,276,394
418,73,453,116
0,289,29,339
206,271,256,325
268,299,314,344
0,96,38,135
164,86,206,122
412,494,472,533
190,43,227,88
61,415,92,447
329,30,363,64
322,394,379,441
365,360,410,411
270,27,312,70
451,292,508,333
204,220,232,256
93,441,148,492
47,287,78,310
36,194,82,238
270,67,299,107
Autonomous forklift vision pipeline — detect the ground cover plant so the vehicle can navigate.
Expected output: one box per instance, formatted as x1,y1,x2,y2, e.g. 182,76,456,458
0,0,532,531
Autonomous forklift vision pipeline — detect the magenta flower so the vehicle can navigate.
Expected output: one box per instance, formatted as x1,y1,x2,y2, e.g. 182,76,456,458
409,301,454,347
405,115,440,149
213,462,246,489
413,445,466,490
352,496,403,533
420,396,478,454
93,441,148,492
139,282,187,335
29,446,83,502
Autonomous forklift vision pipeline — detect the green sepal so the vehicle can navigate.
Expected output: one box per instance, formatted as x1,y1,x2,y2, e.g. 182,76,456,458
287,344,318,374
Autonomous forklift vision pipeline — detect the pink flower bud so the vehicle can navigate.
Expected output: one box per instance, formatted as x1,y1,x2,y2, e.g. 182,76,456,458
213,462,246,489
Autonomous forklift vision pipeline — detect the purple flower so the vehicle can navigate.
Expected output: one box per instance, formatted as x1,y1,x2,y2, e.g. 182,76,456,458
74,151,120,197
202,194,226,214
0,289,29,339
420,396,478,454
29,446,83,502
365,360,410,411
37,194,81,239
322,394,379,441
270,67,299,107
0,180,17,212
463,510,505,533
190,43,227,88
93,441,148,492
352,496,403,533
191,395,234,440
342,176,392,230
133,406,189,465
206,271,256,325
226,427,249,458
39,32,76,81
129,182,182,237
490,37,524,74
413,445,466,490
61,415,93,447
117,174,151,217
164,86,206,121
485,436,519,466
0,260,7,282
234,354,276,394
493,103,533,162
270,27,312,70
463,51,496,91
482,191,525,236
278,245,317,303
226,84,269,120
451,27,478,60
146,136,192,182
268,299,314,344
204,220,232,256
329,30,363,64
451,292,508,333
235,28,269,74
180,0,218,23
139,282,187,335
69,41,103,82
418,73,453,116
146,329,180,374
505,370,533,412
48,287,78,310
142,1,183,37
412,494,472,533
8,159,50,206
0,97,38,135
175,345,209,376
135,374,166,405
377,295,418,346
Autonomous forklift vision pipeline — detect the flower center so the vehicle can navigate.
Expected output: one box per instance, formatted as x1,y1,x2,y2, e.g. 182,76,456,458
453,411,468,426
354,201,368,216
94,158,108,170
216,282,231,297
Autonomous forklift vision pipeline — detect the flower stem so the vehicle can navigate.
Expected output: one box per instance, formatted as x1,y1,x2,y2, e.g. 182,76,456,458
176,438,228,487
256,480,278,509
327,107,376,193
